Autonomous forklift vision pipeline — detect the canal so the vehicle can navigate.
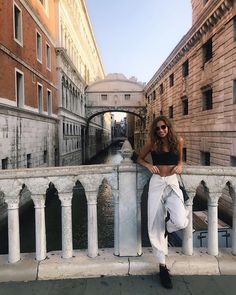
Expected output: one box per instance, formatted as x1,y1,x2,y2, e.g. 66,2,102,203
0,141,152,255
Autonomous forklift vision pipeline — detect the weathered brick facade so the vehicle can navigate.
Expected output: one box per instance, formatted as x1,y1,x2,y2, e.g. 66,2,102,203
137,0,236,167
0,0,58,168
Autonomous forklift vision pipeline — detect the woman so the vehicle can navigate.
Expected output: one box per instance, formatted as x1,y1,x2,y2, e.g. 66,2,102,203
137,115,188,289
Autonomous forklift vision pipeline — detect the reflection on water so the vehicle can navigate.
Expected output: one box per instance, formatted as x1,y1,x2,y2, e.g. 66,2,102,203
86,145,123,165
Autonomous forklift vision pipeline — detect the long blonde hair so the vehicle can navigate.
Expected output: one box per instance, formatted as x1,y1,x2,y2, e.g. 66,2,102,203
150,116,178,153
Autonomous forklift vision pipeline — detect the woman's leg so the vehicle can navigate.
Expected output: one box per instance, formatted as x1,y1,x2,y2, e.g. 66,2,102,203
148,175,167,265
164,185,189,233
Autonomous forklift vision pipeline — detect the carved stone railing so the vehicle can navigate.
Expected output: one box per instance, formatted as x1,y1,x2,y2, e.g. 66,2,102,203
0,141,236,264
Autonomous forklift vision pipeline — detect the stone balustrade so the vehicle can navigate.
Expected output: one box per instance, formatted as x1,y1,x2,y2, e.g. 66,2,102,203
0,145,236,264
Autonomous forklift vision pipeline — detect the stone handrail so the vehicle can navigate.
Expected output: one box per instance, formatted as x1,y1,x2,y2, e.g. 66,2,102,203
0,160,236,263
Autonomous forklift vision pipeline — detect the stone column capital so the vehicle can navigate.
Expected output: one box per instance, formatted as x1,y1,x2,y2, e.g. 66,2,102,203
86,191,98,205
4,196,20,210
59,193,73,207
208,192,221,206
31,194,46,209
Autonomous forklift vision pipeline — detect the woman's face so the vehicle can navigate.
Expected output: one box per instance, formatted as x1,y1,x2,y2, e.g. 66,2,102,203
156,120,168,138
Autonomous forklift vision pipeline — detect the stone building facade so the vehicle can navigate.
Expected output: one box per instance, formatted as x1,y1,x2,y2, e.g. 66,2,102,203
0,0,58,169
136,0,236,167
55,0,105,166
0,0,110,169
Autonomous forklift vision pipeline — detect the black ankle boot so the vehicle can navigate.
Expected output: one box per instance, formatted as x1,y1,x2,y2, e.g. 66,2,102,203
159,264,173,289
164,211,170,238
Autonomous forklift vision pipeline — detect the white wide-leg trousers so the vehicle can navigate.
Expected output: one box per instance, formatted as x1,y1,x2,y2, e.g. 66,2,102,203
148,174,188,265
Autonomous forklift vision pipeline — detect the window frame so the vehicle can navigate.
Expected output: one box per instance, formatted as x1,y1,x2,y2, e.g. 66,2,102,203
182,60,189,77
101,94,107,101
37,82,43,113
181,96,188,115
202,38,213,64
15,68,25,108
200,151,210,166
13,2,23,46
202,86,213,111
36,30,42,63
47,88,52,115
46,42,51,70
169,73,174,87
124,94,131,100
168,105,173,118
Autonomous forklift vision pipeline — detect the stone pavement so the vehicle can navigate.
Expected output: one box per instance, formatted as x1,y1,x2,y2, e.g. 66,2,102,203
0,247,236,294
0,275,236,295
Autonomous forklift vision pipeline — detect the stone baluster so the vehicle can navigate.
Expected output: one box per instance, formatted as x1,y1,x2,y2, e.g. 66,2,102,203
86,191,98,258
136,190,142,256
232,197,236,255
207,193,221,256
182,192,194,256
113,190,119,256
59,193,73,258
31,194,47,261
118,140,138,256
4,196,20,263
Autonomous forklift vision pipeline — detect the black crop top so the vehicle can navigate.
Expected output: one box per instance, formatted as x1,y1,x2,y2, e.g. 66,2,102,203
151,151,179,165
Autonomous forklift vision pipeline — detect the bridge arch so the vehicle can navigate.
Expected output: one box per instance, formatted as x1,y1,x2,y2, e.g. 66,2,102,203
86,73,146,122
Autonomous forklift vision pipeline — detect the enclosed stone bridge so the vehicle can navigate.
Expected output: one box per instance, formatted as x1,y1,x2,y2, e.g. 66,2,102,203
86,73,146,121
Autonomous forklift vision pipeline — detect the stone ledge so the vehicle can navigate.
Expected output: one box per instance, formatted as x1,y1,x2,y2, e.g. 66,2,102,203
0,253,38,282
1,247,236,283
38,248,129,280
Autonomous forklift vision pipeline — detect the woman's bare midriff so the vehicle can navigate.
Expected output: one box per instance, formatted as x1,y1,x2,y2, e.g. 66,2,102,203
156,165,175,177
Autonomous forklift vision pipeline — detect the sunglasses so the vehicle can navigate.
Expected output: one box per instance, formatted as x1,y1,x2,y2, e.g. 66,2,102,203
156,124,167,131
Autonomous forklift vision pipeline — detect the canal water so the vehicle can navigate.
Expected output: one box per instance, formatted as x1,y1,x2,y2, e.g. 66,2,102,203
0,142,151,255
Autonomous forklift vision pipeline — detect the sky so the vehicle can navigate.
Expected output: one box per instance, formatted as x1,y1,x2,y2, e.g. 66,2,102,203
85,0,192,121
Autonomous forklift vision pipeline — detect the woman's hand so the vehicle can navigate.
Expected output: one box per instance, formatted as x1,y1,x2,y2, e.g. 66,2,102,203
146,163,160,174
171,163,183,174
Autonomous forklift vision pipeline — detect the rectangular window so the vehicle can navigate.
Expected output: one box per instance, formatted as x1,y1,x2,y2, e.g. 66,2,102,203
15,69,24,108
182,60,189,77
230,156,236,166
36,31,42,62
13,3,23,45
202,86,213,111
27,154,31,168
183,148,187,162
46,43,51,70
201,151,210,166
152,90,156,100
160,83,164,95
233,80,236,104
43,150,47,164
125,94,131,100
47,89,52,115
182,96,188,115
101,94,107,101
37,83,43,113
169,73,174,87
2,158,8,170
202,38,212,64
168,105,173,118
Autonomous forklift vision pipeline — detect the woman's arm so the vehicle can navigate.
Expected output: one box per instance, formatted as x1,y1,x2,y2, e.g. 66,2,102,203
137,139,160,174
171,137,184,174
